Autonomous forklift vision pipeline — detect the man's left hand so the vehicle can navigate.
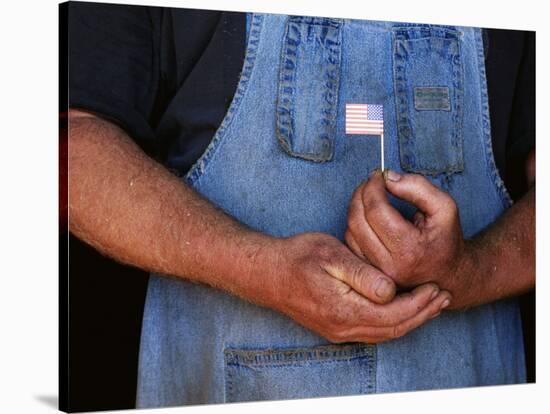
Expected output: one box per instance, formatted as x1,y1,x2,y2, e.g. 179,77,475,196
345,170,476,310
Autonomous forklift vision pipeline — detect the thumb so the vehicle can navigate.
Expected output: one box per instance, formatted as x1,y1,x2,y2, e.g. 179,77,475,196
324,250,396,304
383,170,453,218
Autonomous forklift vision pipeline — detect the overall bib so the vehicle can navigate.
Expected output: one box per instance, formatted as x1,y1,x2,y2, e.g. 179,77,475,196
136,14,525,407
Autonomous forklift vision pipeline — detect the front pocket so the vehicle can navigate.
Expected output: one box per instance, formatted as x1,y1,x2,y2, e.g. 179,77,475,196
393,25,464,176
224,344,376,402
276,16,343,162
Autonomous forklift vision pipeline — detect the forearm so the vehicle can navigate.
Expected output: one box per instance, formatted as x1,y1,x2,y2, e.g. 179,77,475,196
68,109,451,343
459,186,535,308
69,110,277,304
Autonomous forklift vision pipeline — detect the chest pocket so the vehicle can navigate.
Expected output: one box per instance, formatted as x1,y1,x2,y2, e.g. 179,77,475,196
393,25,464,176
276,16,343,162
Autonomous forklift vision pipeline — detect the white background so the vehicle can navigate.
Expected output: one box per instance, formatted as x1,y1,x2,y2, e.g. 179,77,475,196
0,0,547,412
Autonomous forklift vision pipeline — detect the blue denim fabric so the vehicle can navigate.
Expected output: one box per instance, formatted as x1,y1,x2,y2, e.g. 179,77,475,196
394,25,464,175
136,14,525,407
277,16,342,161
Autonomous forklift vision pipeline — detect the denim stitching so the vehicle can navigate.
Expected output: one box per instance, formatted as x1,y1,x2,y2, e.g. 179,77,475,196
185,14,264,185
287,16,342,27
451,35,465,172
393,24,461,34
224,351,234,402
473,28,513,208
393,25,465,176
224,344,375,367
363,343,376,393
227,358,371,371
276,16,342,162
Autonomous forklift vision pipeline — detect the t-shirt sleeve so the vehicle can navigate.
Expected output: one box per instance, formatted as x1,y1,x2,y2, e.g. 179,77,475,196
507,31,535,164
505,31,535,199
68,1,160,155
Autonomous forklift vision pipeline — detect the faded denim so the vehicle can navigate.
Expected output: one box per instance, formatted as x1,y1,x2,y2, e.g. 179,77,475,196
394,25,464,175
277,16,342,161
136,14,525,408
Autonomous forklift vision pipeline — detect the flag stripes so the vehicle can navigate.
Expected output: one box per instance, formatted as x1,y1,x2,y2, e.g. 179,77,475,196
345,104,384,135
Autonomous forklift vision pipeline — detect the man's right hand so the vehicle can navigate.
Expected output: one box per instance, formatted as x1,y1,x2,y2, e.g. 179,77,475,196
69,110,450,346
254,233,452,344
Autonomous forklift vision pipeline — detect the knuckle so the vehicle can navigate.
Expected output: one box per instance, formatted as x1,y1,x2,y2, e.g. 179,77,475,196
441,194,458,215
347,214,364,233
347,196,361,218
351,183,365,203
363,198,382,215
349,262,369,287
409,173,425,186
344,229,353,244
391,324,406,340
344,229,358,244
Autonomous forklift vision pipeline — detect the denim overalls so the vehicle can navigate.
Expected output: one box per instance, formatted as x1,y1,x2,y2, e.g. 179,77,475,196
136,14,525,407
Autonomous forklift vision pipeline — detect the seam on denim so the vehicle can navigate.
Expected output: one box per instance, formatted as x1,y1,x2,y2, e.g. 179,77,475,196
364,344,376,393
227,357,374,371
227,358,374,371
393,26,464,176
447,32,465,176
185,14,264,185
245,12,251,45
224,351,234,403
392,24,460,33
288,16,342,27
358,344,373,394
224,344,375,367
392,25,462,42
225,345,375,365
473,28,513,208
275,16,342,162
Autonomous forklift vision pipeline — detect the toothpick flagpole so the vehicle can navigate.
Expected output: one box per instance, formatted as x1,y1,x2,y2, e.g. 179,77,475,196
381,133,385,171
344,104,385,170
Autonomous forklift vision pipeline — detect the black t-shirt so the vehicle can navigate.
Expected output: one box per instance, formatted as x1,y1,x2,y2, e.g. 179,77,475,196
68,1,535,199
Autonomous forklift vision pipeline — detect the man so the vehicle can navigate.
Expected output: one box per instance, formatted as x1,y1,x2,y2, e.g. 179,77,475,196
67,1,535,408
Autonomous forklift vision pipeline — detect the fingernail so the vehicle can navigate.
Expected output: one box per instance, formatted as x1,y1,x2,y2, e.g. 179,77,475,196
369,168,382,178
430,287,440,300
384,169,402,182
375,278,393,298
430,311,441,320
440,299,451,310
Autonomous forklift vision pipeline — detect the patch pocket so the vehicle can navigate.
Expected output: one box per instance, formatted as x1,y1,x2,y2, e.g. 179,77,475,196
393,25,464,175
276,16,343,162
224,344,376,403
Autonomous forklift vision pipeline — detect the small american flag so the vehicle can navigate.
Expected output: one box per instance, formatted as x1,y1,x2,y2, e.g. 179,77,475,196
345,104,384,135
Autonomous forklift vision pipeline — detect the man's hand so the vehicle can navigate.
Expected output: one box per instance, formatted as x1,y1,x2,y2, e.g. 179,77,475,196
345,170,535,310
258,233,451,343
69,110,450,346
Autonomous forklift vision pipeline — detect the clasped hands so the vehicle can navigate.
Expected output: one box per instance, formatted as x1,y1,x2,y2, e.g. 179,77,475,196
265,170,476,344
